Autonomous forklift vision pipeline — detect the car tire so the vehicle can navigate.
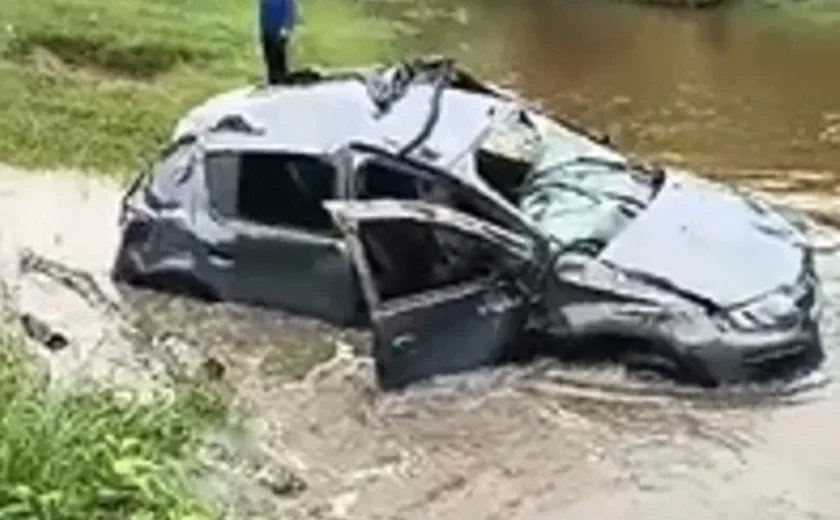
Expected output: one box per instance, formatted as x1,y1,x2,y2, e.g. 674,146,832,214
623,349,719,388
622,350,686,384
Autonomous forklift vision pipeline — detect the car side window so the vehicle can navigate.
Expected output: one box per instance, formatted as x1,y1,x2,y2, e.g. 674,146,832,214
205,150,337,232
355,159,431,201
353,157,521,233
355,159,481,217
358,219,502,302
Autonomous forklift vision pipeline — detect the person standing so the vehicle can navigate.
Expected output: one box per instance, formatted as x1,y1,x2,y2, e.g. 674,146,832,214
259,0,297,85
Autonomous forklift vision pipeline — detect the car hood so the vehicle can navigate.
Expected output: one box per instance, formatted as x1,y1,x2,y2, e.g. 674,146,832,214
597,172,809,307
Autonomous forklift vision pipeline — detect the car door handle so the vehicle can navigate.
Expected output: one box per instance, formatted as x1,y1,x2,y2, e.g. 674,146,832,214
207,246,234,265
392,332,416,350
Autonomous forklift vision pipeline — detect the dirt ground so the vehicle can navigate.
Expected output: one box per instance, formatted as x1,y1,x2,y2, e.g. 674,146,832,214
1,163,839,519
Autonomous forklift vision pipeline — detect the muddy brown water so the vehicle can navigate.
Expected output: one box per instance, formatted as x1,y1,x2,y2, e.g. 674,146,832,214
6,2,840,517
380,0,840,178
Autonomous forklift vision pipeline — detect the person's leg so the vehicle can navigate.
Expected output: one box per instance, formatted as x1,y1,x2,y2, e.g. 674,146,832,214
260,33,275,85
261,34,289,85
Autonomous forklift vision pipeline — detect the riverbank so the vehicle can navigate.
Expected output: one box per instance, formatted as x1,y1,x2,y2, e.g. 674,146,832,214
0,332,225,519
0,1,394,518
0,0,398,178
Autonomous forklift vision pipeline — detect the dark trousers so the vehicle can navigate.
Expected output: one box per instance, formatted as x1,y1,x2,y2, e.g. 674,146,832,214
261,34,288,85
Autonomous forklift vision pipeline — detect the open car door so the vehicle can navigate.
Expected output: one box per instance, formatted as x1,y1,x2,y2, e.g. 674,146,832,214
324,199,539,389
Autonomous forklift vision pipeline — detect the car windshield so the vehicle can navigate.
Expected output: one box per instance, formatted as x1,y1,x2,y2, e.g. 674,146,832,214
513,117,658,250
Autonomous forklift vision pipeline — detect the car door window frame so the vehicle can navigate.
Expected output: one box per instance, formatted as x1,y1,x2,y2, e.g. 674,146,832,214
346,143,537,237
348,151,439,202
203,147,348,239
325,199,537,315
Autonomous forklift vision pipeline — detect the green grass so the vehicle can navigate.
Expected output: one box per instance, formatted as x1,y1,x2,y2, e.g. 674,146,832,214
0,332,227,519
0,0,399,177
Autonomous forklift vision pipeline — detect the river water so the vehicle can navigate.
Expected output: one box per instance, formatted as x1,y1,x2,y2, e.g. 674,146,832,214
8,2,840,517
378,0,840,183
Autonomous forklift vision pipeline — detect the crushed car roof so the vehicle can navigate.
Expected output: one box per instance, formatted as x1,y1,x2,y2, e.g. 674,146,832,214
174,68,521,171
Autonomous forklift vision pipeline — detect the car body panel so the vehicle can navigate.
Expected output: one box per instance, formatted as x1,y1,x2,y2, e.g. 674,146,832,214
598,174,807,308
324,199,537,387
368,278,529,389
232,221,361,325
200,149,363,324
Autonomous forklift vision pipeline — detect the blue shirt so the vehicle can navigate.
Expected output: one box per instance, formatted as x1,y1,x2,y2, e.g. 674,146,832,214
260,0,297,39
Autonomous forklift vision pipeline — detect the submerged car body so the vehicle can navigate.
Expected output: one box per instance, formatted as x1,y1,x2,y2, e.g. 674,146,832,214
112,57,825,389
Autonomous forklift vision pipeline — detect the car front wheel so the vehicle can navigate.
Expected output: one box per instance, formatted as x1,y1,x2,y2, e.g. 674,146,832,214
621,349,716,388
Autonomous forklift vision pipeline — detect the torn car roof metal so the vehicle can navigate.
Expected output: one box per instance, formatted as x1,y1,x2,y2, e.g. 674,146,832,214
176,60,523,171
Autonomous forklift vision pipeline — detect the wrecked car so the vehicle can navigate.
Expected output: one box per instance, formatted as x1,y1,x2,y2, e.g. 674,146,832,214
111,57,826,389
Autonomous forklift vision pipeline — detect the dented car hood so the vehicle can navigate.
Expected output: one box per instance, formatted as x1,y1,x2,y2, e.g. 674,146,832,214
597,173,808,308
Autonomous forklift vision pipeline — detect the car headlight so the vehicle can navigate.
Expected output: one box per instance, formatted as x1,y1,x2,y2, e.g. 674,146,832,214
724,291,801,331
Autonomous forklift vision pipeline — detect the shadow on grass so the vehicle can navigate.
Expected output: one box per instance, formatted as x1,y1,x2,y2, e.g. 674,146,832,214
4,31,217,80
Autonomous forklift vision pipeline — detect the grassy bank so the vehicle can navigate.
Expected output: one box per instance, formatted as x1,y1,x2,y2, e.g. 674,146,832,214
0,332,226,519
0,0,398,176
